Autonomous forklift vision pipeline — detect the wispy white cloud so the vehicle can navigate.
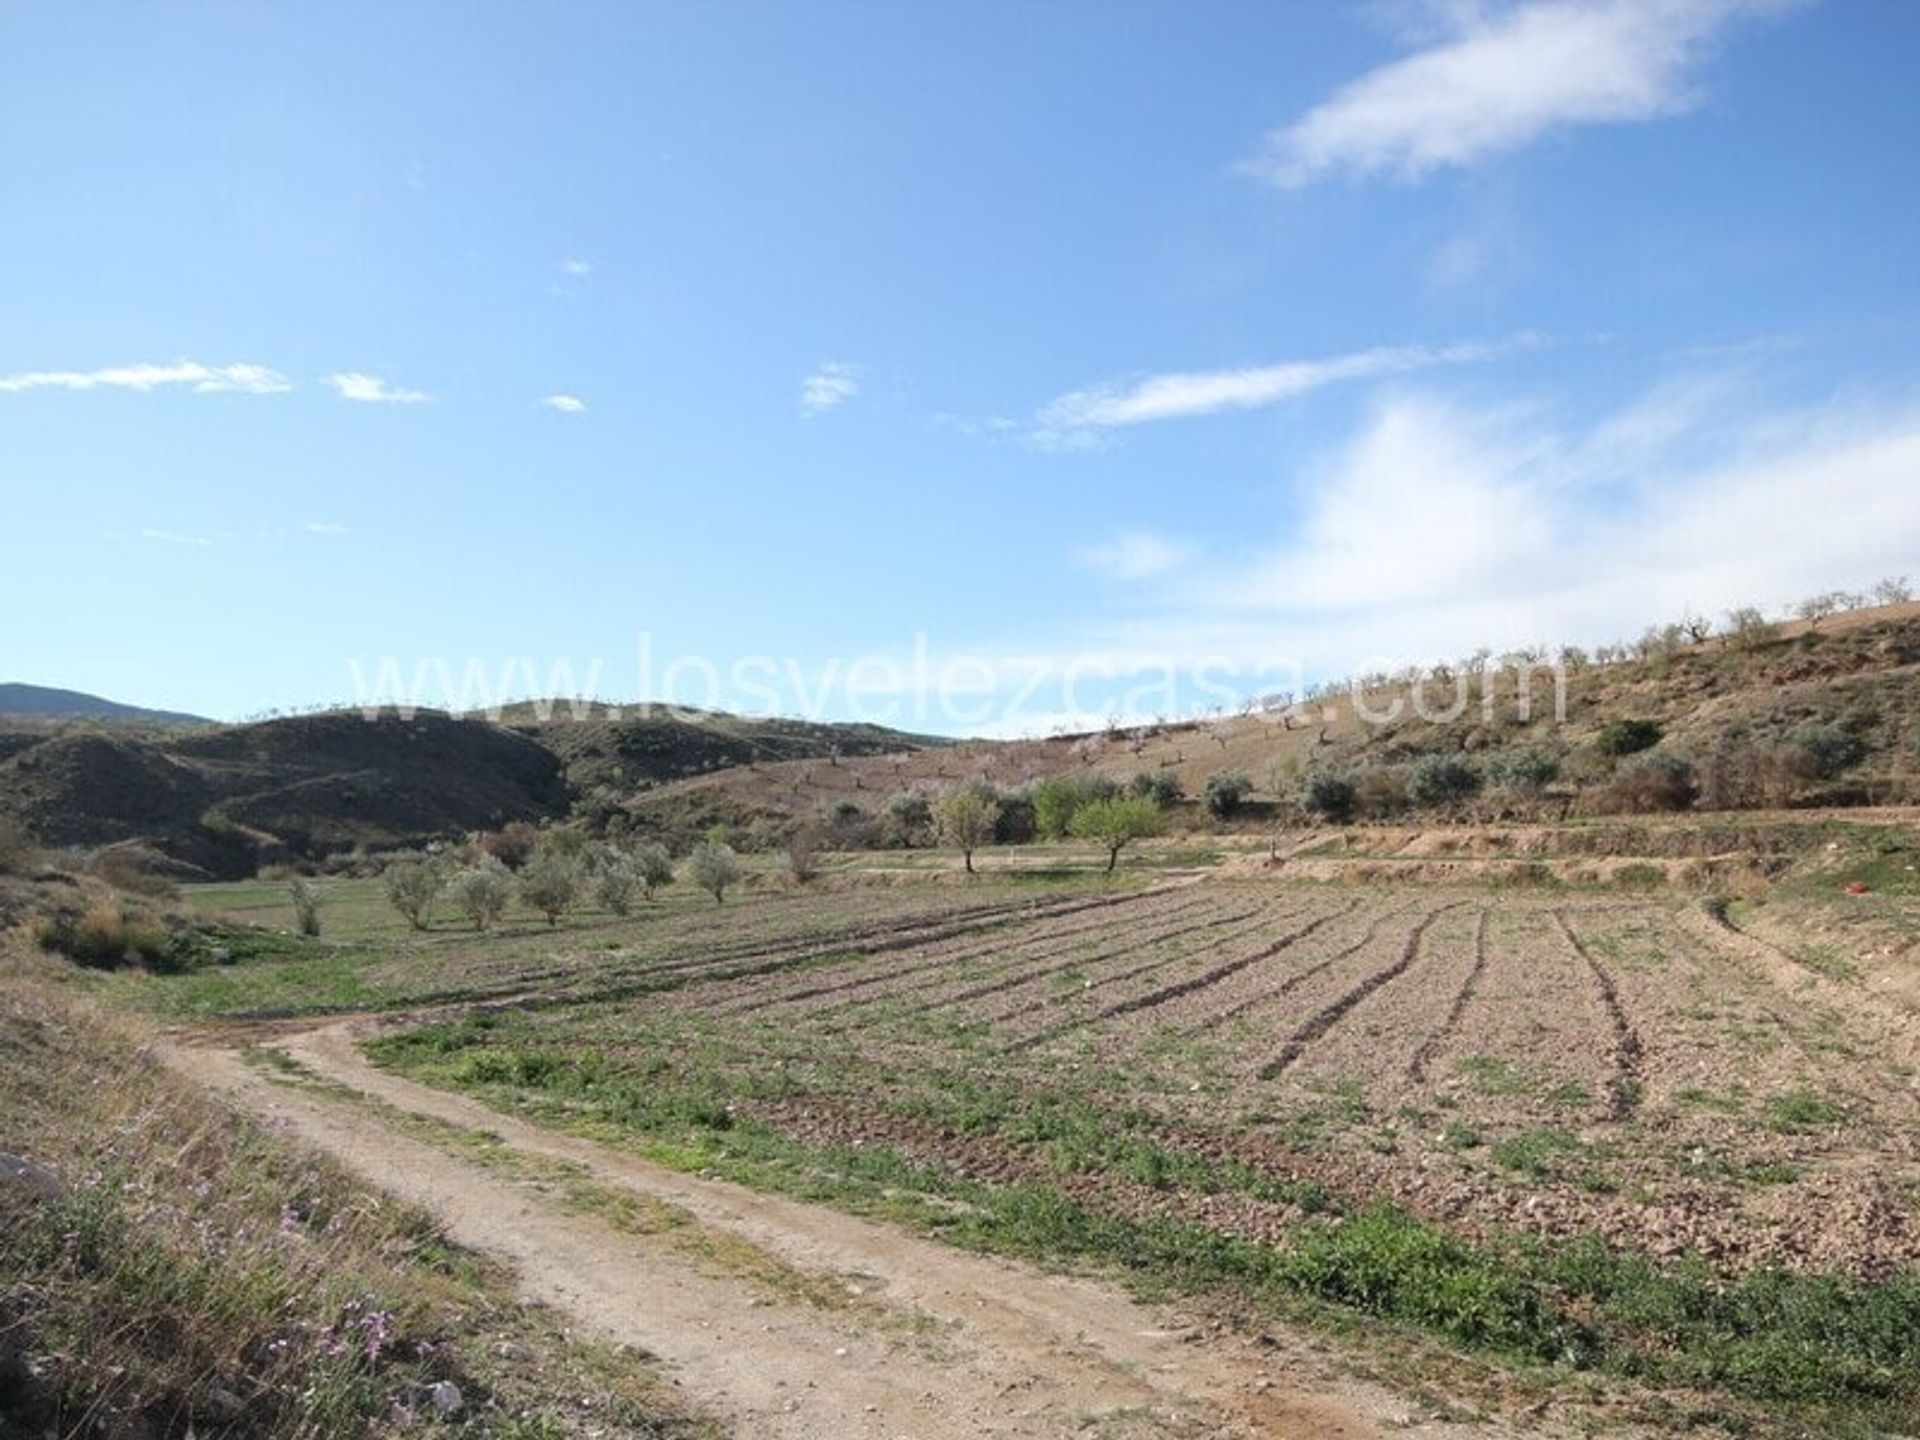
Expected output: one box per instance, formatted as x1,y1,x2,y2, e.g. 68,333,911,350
541,393,587,414
800,361,861,417
1078,532,1193,582
140,527,213,547
557,257,594,278
0,360,292,396
326,371,431,405
1246,0,1791,188
1161,379,1920,668
306,522,352,536
1033,335,1540,445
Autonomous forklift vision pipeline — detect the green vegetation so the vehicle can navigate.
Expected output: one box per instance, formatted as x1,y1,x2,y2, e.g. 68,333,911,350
0,980,706,1439
371,1011,1920,1432
1066,794,1163,873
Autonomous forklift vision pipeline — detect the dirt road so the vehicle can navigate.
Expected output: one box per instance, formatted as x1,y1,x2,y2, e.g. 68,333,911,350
158,1016,1557,1440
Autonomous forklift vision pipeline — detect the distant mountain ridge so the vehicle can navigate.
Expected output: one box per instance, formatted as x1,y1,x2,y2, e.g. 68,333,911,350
0,683,211,727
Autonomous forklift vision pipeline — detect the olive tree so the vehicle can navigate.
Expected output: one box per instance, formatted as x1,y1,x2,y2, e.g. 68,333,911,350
449,857,513,931
687,841,741,903
383,855,443,930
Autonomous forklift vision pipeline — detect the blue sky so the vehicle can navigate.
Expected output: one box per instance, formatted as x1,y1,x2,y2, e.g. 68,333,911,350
4,0,1918,732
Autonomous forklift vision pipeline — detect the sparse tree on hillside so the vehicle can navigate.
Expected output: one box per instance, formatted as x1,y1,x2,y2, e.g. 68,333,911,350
1068,794,1163,874
1873,576,1913,606
933,784,1001,875
450,858,512,931
383,855,442,931
1722,606,1779,652
687,841,741,903
288,877,323,938
786,824,822,883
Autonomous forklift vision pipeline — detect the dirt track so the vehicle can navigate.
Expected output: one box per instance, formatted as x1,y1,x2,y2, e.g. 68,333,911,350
160,1018,1547,1440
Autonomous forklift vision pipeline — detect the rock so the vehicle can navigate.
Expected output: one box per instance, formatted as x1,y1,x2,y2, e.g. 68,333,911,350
427,1380,464,1417
0,1153,63,1202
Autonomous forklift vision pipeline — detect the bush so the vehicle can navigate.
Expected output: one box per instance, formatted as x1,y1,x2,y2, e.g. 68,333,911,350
1068,794,1163,873
686,841,740,903
1723,606,1780,652
1778,722,1867,781
34,902,172,970
1130,771,1183,807
1596,719,1663,758
476,821,540,871
933,784,1001,874
448,858,512,930
0,814,38,875
1602,752,1699,813
1487,746,1560,795
1203,771,1253,819
288,877,323,937
1300,771,1356,823
879,791,933,848
517,852,580,927
383,856,442,930
1030,775,1086,841
1407,756,1482,810
785,825,822,884
1353,766,1409,819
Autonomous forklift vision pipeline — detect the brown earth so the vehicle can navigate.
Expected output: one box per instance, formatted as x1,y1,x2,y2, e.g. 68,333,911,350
158,1017,1588,1440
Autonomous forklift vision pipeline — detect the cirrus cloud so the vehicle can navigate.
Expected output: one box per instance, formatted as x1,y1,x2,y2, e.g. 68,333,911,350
1246,0,1795,188
0,360,292,395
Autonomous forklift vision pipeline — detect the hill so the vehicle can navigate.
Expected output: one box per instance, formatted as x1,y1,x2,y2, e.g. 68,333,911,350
0,704,945,878
0,682,209,727
613,604,1920,842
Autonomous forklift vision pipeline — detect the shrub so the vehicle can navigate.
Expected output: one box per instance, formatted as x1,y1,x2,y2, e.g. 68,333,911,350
880,791,933,848
1596,719,1664,758
1778,722,1867,781
1723,606,1780,652
1068,794,1163,873
1300,771,1356,823
383,856,442,931
34,902,172,970
933,784,1001,874
686,841,740,903
632,841,675,898
288,877,323,937
1487,746,1560,795
476,821,540,872
1352,766,1409,819
1407,756,1482,810
1030,775,1086,841
1203,771,1253,819
0,814,35,875
1603,752,1699,813
448,858,512,931
785,824,822,884
1130,771,1183,807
